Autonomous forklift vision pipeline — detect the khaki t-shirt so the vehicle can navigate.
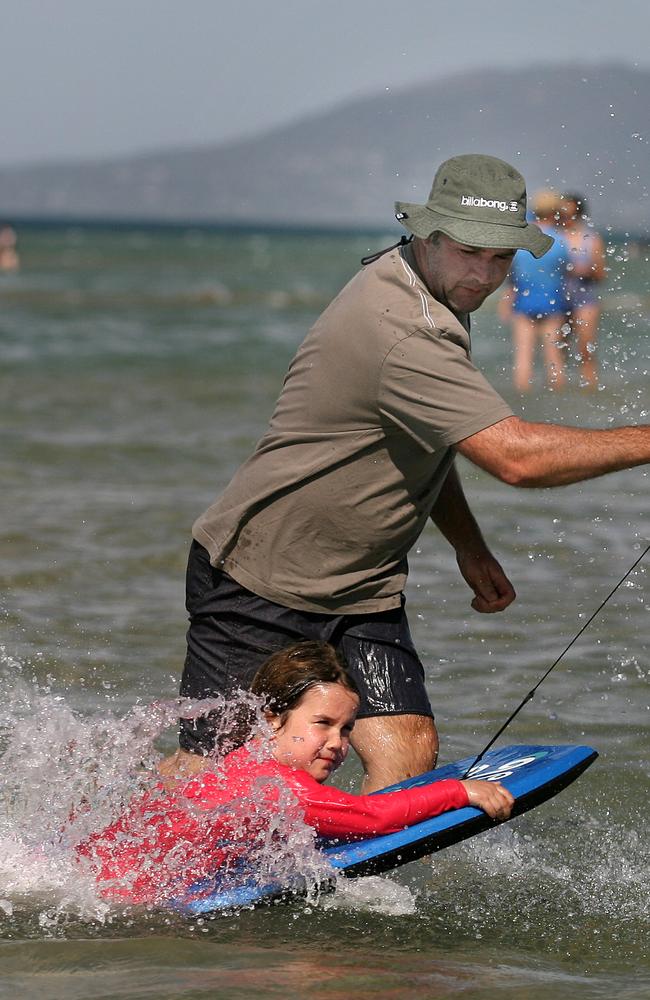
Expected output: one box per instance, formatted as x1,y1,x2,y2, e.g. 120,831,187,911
193,243,513,613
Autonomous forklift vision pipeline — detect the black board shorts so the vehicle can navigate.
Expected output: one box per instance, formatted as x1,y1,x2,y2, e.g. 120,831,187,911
179,541,433,755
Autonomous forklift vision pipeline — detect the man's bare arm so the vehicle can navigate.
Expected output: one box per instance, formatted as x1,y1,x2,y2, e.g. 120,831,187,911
430,463,486,552
431,464,515,613
456,416,650,488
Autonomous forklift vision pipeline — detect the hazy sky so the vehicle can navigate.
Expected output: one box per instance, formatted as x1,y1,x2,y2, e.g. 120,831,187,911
2,0,649,167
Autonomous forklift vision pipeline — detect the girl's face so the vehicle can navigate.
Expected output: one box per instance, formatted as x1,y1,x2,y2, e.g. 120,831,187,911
268,683,359,782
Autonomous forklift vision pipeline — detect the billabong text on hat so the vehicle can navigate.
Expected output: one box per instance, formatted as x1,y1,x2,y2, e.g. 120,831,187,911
460,196,519,213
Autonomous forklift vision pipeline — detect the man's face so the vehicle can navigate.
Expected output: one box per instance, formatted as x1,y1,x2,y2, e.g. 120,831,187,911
417,233,515,314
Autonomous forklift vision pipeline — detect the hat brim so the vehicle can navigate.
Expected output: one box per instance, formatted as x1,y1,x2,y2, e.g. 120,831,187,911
395,202,553,258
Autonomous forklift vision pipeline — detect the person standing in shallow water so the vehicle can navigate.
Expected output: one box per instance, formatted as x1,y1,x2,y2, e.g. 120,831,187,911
559,192,606,389
170,154,650,793
0,224,19,272
499,189,571,391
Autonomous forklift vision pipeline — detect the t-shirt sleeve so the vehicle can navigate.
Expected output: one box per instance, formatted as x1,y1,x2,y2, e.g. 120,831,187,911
378,331,513,452
282,770,470,840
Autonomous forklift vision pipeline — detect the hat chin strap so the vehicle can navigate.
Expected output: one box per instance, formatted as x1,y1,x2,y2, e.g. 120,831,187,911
361,234,412,266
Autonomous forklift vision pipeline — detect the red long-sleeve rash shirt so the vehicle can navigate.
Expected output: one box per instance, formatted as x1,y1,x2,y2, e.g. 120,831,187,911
283,760,469,838
77,745,469,904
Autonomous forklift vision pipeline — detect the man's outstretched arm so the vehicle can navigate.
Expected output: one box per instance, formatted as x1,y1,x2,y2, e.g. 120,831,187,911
456,416,650,488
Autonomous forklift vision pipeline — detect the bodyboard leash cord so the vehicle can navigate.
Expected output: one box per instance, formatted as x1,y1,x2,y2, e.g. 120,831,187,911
462,541,650,778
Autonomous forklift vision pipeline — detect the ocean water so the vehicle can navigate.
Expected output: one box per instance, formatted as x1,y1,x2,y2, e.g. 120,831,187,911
1,225,648,999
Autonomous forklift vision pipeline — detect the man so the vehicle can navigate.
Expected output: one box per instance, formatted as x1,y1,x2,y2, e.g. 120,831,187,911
170,154,649,793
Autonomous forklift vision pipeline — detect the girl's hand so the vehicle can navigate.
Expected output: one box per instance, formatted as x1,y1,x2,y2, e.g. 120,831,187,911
460,779,515,821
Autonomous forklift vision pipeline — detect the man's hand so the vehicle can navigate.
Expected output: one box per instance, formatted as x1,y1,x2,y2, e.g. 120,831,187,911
456,548,516,613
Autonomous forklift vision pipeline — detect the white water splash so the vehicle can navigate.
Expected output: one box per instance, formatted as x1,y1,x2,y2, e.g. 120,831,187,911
427,809,649,928
323,874,417,916
0,659,330,925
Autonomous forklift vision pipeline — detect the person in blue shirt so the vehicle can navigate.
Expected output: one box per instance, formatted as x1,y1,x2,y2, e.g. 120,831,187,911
499,190,570,391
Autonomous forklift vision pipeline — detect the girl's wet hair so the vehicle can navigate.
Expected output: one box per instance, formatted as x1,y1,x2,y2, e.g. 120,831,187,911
251,640,360,723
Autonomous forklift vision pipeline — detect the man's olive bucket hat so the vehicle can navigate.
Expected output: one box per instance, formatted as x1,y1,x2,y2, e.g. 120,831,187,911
395,154,553,258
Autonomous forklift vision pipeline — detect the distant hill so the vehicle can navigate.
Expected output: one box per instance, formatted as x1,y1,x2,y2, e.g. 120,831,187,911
1,63,649,234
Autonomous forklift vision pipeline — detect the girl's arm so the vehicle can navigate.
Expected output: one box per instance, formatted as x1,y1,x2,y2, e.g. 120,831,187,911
589,233,606,282
283,770,512,840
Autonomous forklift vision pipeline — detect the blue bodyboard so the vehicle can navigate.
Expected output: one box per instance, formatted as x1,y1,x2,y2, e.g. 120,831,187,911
175,743,597,916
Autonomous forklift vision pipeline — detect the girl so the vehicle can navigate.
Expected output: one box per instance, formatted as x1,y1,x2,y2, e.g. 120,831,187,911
559,192,606,389
77,642,513,905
